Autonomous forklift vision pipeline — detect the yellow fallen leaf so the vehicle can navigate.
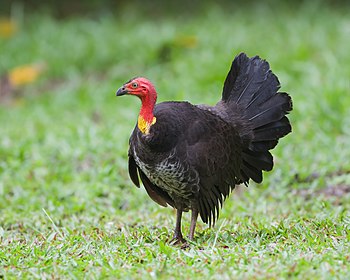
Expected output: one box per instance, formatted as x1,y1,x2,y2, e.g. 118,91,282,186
8,63,46,86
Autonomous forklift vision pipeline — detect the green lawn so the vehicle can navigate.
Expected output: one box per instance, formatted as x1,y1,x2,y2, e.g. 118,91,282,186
1,2,350,279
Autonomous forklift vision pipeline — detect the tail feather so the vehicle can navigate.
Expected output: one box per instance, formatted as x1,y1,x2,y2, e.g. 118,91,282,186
249,140,278,152
252,116,292,141
242,150,273,171
222,53,281,109
245,69,281,109
248,93,292,128
222,53,249,102
222,52,292,184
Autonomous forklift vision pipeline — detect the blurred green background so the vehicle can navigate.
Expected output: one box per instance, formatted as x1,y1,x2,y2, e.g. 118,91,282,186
1,0,349,279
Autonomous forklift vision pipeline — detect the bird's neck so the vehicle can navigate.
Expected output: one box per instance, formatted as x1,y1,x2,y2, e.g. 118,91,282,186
138,95,156,135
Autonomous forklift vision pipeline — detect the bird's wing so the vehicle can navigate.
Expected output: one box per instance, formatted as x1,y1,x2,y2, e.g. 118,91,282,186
183,110,243,225
128,155,140,188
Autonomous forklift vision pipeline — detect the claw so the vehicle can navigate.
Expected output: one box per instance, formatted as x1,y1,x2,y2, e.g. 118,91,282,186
170,235,186,245
169,235,189,249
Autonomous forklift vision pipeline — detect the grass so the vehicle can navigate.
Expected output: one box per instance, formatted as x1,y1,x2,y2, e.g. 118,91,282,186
1,2,350,279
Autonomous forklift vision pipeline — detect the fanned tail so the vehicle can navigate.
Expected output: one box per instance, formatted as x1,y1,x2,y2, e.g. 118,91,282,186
222,53,292,183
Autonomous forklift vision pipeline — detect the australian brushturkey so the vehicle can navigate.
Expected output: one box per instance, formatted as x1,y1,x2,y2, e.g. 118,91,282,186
116,53,292,242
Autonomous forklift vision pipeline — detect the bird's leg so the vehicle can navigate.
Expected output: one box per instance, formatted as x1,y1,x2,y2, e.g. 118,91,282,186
188,208,199,241
170,209,185,244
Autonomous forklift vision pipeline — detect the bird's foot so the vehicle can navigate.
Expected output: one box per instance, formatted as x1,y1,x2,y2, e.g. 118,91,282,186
170,238,189,249
169,232,188,247
170,235,186,245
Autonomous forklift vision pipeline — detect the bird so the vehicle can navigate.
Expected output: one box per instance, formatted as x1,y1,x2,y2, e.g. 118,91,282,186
116,53,292,243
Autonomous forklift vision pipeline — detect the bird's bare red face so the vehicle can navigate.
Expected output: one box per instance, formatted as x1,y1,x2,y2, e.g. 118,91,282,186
116,77,155,98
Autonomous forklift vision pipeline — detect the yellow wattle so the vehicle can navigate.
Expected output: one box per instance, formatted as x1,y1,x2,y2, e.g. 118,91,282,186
138,115,156,134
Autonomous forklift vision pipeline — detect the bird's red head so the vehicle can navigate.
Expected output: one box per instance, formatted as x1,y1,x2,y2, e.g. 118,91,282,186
116,77,157,134
116,77,157,101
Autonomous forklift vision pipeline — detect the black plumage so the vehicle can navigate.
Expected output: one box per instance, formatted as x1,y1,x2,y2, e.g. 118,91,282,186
116,53,292,242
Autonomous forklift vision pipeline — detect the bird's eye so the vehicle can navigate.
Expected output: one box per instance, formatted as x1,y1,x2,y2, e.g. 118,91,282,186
131,82,138,88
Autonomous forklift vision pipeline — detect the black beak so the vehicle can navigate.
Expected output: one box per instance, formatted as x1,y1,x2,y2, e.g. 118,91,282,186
116,86,128,96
